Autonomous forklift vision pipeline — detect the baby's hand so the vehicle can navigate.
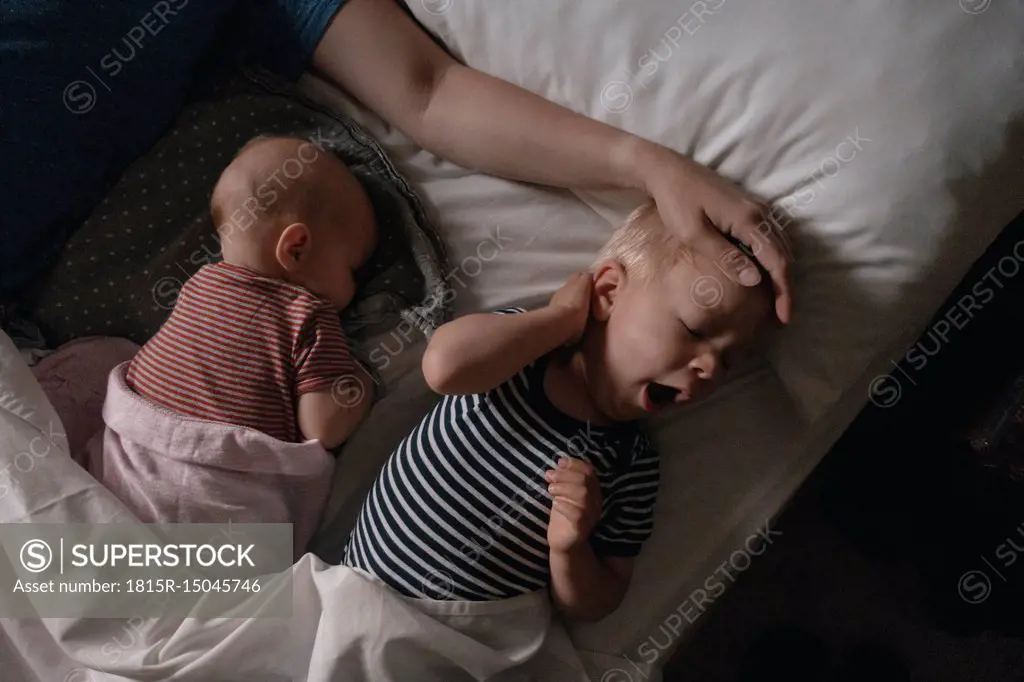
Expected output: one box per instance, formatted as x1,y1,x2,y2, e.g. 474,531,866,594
548,272,592,345
545,457,602,554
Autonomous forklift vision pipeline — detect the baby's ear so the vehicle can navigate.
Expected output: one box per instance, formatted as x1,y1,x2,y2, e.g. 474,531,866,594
276,222,312,271
591,261,625,322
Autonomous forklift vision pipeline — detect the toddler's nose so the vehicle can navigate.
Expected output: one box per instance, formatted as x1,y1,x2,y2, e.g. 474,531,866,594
689,351,723,383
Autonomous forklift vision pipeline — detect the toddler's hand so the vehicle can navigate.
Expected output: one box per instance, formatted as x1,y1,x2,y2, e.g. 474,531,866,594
548,272,592,345
546,457,602,554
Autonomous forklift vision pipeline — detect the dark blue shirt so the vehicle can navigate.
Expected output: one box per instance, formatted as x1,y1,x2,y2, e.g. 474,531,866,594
0,0,345,300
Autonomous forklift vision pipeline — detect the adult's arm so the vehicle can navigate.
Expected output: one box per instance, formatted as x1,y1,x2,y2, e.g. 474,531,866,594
312,0,792,322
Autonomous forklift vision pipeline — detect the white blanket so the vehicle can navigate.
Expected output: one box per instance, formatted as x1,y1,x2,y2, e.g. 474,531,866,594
3,556,587,682
0,331,647,682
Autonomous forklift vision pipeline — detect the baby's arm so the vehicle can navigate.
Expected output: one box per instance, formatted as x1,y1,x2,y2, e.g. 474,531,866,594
422,272,591,395
297,378,372,450
294,306,373,449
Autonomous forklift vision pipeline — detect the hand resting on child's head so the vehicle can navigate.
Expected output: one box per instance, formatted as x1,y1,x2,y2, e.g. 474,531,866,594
345,202,775,622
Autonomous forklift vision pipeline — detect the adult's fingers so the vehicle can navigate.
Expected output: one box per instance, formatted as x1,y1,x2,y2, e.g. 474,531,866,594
687,209,794,325
730,207,794,325
687,213,762,288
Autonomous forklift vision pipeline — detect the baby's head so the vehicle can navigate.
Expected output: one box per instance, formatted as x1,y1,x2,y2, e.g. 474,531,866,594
581,202,774,421
210,136,377,309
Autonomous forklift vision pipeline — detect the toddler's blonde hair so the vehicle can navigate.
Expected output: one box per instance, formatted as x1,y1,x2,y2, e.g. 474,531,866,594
594,201,693,281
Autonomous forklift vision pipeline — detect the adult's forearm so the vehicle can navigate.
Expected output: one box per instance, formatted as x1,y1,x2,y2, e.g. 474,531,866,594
416,64,661,192
314,0,670,195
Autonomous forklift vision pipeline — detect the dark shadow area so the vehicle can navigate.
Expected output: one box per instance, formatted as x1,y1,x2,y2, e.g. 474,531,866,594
665,210,1024,681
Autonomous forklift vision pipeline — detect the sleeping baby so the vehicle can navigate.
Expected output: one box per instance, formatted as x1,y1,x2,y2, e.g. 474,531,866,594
88,136,376,554
342,202,774,622
127,135,376,447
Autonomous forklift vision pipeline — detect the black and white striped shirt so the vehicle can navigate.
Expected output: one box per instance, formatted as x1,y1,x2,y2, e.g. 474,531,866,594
344,315,660,601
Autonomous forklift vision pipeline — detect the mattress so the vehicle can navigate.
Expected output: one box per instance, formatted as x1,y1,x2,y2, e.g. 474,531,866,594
302,0,1024,665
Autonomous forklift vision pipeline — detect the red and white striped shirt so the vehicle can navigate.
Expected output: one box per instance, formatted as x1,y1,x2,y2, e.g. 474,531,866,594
127,262,357,442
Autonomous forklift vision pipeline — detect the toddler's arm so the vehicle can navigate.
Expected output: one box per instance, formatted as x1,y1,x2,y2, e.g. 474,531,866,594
550,547,633,623
546,457,632,622
547,438,658,621
422,272,591,395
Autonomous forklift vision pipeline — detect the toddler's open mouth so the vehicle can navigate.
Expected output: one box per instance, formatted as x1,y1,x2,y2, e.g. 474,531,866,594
643,382,680,412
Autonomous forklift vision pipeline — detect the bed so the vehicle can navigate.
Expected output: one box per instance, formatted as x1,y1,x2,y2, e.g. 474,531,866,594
2,0,1023,680
305,0,1024,665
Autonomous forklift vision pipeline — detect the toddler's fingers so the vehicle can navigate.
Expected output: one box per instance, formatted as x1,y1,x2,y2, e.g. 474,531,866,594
551,498,583,522
556,457,594,476
545,469,587,485
547,483,587,504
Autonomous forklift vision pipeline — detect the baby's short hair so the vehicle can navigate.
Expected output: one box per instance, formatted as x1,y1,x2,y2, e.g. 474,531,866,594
210,134,329,238
594,201,693,280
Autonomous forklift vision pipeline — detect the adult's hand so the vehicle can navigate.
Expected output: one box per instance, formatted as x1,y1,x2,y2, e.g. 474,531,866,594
315,0,793,324
635,142,794,324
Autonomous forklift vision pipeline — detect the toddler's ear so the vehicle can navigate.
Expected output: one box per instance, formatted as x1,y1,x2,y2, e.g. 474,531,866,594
591,261,625,322
276,222,312,272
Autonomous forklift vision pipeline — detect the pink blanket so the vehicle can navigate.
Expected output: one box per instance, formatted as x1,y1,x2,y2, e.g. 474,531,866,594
86,362,335,557
30,336,140,461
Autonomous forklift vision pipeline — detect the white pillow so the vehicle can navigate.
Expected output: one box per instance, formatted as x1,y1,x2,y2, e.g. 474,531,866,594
404,0,1024,421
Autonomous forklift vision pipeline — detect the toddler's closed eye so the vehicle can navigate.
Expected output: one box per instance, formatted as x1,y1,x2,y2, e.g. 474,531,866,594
680,318,703,340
